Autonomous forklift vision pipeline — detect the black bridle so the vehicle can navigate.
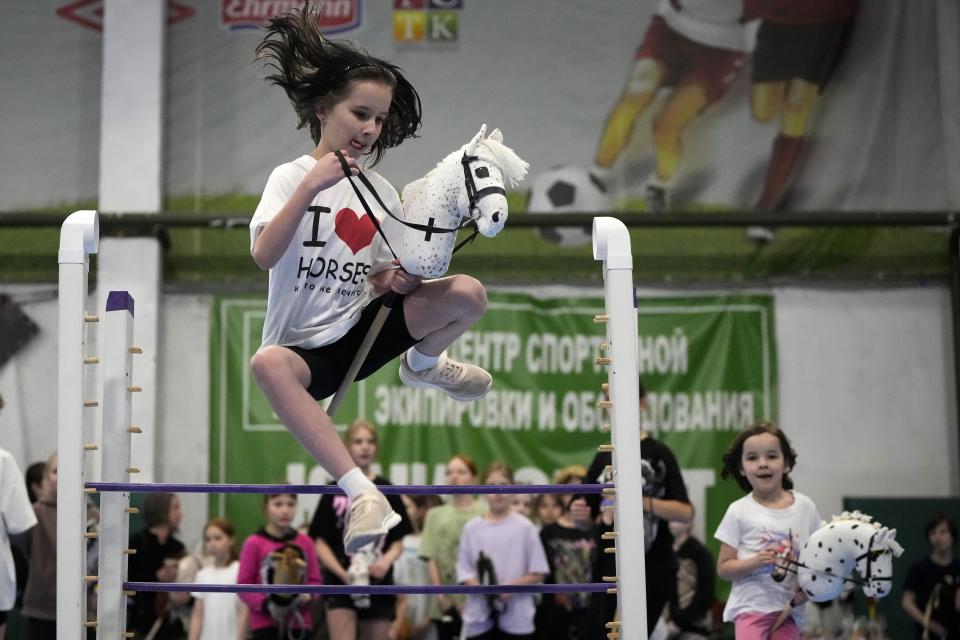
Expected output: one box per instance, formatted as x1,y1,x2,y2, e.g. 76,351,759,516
335,151,503,259
855,531,894,587
477,551,503,624
461,153,507,223
775,531,895,591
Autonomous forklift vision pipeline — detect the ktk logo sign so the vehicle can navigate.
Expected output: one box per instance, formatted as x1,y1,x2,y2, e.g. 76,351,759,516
57,0,194,32
393,0,461,43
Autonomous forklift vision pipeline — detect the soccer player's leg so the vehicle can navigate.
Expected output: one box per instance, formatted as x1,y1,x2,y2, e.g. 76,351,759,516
751,80,786,124
755,78,820,211
650,81,709,185
643,81,708,212
781,77,820,137
595,57,666,168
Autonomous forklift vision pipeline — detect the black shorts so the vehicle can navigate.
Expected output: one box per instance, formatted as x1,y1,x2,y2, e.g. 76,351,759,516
287,294,419,400
752,19,855,89
325,593,396,621
0,609,7,625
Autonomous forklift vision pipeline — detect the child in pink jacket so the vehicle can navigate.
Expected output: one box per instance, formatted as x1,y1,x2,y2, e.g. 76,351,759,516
238,492,321,640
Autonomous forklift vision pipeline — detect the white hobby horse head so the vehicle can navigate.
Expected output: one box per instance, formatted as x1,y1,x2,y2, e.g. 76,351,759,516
399,124,528,277
796,511,904,602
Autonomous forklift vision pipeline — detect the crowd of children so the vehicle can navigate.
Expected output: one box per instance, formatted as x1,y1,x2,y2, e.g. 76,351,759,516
3,418,689,640
9,416,957,639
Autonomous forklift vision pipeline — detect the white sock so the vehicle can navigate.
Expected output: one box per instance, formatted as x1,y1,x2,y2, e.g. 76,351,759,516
337,467,376,501
406,347,440,372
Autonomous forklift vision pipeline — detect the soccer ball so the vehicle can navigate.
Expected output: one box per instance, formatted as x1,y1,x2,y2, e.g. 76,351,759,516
526,165,611,247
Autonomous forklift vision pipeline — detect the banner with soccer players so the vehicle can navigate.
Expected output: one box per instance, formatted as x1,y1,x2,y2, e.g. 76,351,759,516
6,1,955,214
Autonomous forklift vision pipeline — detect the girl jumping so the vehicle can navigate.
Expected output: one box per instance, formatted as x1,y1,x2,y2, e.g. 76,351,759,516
250,2,493,554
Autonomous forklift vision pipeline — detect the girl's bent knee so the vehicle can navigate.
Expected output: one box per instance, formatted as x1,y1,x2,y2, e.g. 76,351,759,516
250,346,286,383
453,275,486,316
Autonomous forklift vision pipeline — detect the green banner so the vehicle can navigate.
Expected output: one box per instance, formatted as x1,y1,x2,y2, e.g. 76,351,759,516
210,291,776,560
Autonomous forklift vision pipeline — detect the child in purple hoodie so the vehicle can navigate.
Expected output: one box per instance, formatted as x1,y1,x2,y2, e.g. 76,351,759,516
238,492,321,640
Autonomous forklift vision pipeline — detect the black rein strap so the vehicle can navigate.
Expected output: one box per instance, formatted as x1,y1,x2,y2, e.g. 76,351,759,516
335,150,399,261
334,150,482,256
776,538,894,590
477,551,501,623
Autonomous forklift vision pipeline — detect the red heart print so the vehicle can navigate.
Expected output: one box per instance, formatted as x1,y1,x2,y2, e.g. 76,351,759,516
334,208,376,254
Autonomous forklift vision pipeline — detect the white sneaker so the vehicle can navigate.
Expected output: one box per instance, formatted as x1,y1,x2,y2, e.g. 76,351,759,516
399,351,492,401
343,492,402,554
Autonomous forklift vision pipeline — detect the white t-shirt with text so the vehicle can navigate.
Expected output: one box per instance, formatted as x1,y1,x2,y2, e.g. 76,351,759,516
714,491,821,624
250,156,402,349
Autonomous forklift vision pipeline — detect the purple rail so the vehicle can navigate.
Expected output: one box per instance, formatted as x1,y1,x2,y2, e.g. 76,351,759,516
125,582,614,595
86,482,612,495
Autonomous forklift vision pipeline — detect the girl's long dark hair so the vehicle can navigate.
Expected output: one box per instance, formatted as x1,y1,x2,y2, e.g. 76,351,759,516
720,421,798,493
256,2,422,165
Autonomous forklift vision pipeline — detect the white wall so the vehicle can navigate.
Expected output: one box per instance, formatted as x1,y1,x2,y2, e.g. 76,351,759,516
0,284,955,549
0,287,209,548
155,294,210,552
776,287,959,519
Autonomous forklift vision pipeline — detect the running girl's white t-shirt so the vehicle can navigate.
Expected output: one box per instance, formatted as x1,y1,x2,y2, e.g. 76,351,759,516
714,491,821,624
250,156,402,349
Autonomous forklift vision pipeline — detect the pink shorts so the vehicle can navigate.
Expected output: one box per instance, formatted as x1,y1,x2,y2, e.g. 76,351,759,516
734,611,798,640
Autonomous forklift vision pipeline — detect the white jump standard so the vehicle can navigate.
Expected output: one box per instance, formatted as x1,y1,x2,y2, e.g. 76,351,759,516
593,216,648,640
57,210,100,640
